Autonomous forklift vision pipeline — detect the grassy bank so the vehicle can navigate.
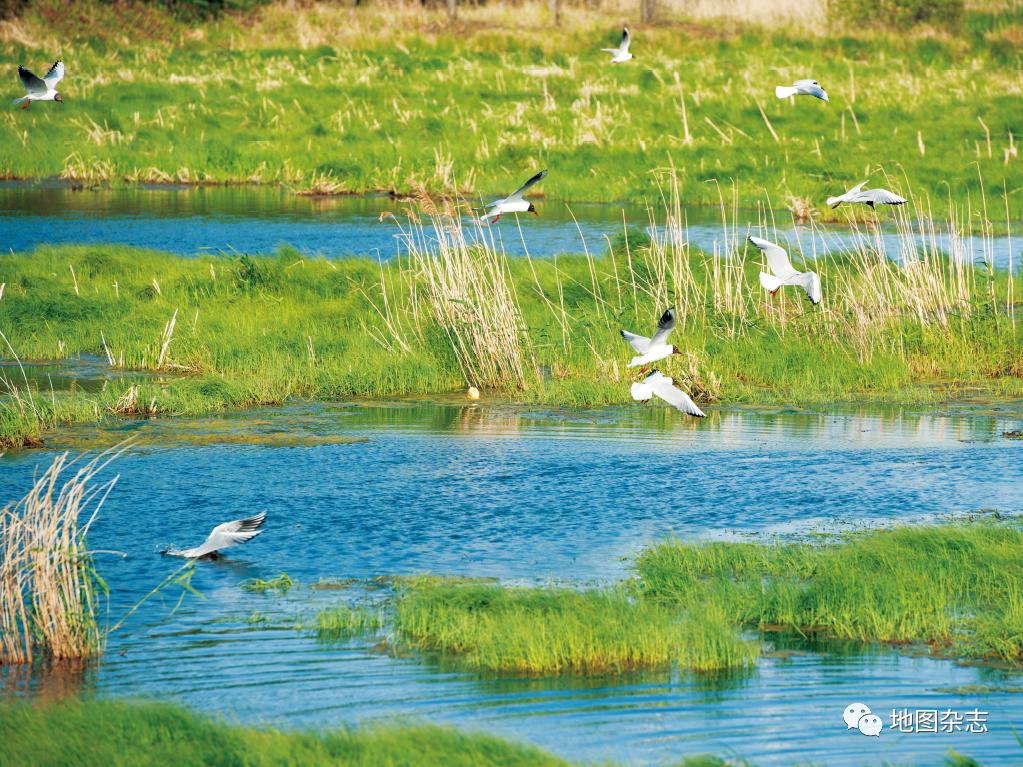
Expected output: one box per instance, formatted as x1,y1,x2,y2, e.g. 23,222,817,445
0,2,1021,215
333,522,1023,675
0,698,993,767
1,191,1022,447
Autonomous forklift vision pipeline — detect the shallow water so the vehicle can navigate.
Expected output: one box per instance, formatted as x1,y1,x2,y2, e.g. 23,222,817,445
2,184,1018,269
2,401,1023,766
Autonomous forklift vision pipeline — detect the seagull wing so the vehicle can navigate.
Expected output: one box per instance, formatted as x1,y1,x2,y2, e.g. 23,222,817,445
648,307,676,348
749,236,797,280
620,329,650,354
646,372,706,418
860,188,907,206
620,28,631,53
845,180,868,197
481,197,506,210
42,60,64,88
18,67,46,95
506,169,547,202
796,271,822,305
191,511,267,557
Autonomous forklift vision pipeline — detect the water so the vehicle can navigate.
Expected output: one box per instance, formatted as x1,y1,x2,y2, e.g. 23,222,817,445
1,183,1018,269
2,400,1023,766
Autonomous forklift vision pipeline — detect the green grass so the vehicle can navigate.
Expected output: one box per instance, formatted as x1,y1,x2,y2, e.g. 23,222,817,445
1,2,1022,216
1,229,1021,448
241,572,295,594
316,603,385,640
392,579,757,673
0,697,1002,766
637,520,1023,662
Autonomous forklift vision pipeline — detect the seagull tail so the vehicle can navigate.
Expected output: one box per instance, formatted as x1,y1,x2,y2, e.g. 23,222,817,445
775,86,798,99
759,272,784,293
11,96,27,107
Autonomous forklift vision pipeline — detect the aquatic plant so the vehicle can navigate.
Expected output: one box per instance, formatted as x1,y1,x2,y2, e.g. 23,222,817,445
316,603,385,640
636,520,1023,663
393,580,758,673
0,446,126,663
241,572,294,594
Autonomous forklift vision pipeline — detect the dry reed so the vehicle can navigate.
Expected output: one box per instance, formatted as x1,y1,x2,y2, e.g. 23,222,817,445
0,445,128,664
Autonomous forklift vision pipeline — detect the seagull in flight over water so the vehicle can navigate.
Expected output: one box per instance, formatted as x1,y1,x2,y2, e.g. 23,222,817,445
749,236,821,305
826,181,907,209
479,169,547,223
13,60,64,109
775,79,828,102
602,28,633,63
620,308,682,371
162,512,267,559
631,370,705,418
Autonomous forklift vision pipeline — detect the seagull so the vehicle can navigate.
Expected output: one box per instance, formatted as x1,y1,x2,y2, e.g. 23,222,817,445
162,512,267,559
749,236,821,305
775,79,828,102
601,28,633,64
631,370,705,418
620,308,682,371
826,181,907,209
479,169,547,223
13,60,64,109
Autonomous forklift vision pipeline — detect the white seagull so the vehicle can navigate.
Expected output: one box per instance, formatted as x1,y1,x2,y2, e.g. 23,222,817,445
826,181,907,209
775,79,828,102
749,236,821,305
602,28,633,64
13,60,64,109
620,308,682,370
631,370,705,418
162,512,267,559
479,169,547,223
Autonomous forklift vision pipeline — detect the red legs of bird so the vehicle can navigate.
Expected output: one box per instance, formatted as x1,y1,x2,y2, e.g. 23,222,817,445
492,214,502,223
20,101,29,110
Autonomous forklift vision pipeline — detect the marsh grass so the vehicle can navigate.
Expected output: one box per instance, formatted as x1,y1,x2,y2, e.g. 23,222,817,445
637,521,1023,662
1,3,1022,214
0,445,126,664
392,581,758,673
241,572,294,594
1,178,1022,447
316,603,386,640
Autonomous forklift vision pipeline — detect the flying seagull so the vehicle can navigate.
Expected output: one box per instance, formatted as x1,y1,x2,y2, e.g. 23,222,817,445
631,370,705,418
13,60,64,109
479,169,547,223
826,181,907,209
621,308,683,370
162,512,267,559
749,236,821,305
602,28,633,63
775,79,828,102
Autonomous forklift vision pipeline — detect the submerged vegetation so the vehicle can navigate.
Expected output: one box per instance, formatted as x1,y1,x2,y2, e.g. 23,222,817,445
1,185,1021,448
0,1,1021,215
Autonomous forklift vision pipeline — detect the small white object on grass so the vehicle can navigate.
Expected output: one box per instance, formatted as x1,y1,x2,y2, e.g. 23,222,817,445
749,236,822,305
163,512,266,559
601,28,633,64
630,370,705,418
775,79,828,102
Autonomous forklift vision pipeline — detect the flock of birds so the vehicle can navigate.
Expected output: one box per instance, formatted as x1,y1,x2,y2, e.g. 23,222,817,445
14,29,911,557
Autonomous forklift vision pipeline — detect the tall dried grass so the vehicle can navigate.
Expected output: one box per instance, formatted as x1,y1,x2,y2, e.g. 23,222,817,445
0,446,127,664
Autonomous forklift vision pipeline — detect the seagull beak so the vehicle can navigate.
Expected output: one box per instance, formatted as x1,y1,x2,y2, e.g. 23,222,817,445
531,209,539,216
672,347,684,355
